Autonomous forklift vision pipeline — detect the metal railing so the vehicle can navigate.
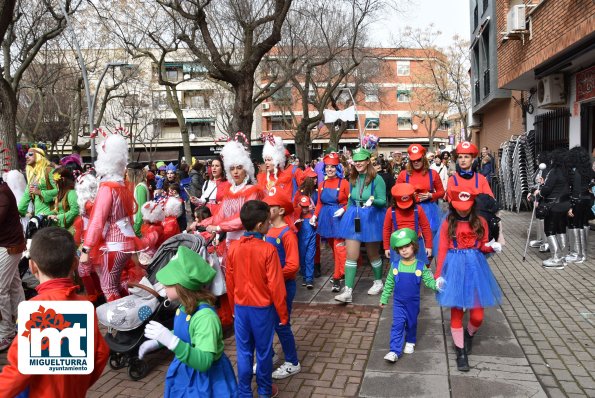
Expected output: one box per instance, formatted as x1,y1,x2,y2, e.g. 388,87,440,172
533,109,570,153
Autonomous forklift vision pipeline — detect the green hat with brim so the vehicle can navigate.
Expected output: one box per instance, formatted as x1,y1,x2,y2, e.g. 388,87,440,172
155,161,166,169
156,246,216,290
390,228,418,249
352,147,372,162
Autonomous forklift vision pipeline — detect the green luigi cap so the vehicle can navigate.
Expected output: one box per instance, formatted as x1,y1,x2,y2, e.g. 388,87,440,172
352,147,372,162
390,228,418,249
155,161,166,169
156,246,216,290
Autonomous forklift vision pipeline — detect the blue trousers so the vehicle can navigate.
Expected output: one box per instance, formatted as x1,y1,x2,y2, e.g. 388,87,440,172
298,222,317,283
235,305,275,397
274,280,299,365
390,298,420,355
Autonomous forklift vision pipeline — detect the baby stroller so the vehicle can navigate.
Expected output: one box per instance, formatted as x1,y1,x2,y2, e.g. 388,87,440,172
97,233,211,380
18,215,52,299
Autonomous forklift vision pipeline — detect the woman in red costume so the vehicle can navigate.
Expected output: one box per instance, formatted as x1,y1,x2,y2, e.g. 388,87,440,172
190,156,231,216
257,134,294,198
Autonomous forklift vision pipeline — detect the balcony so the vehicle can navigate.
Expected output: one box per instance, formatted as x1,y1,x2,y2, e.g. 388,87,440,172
483,69,490,98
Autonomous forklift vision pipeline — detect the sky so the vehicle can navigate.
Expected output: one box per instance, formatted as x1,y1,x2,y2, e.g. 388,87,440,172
369,0,471,48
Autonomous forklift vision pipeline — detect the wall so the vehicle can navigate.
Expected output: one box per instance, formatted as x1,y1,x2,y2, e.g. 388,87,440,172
477,92,524,156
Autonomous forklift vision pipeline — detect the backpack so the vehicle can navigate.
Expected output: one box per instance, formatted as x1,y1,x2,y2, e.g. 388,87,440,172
475,194,500,241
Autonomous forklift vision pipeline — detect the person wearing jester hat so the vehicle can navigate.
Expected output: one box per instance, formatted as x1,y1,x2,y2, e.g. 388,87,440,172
139,245,238,397
380,228,437,363
397,144,445,236
447,141,494,199
435,187,502,371
335,147,387,303
312,152,350,292
258,134,296,199
17,147,58,217
80,134,141,302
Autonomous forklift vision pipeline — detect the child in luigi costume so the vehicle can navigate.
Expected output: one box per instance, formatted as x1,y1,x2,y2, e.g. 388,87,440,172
379,228,437,363
139,245,238,397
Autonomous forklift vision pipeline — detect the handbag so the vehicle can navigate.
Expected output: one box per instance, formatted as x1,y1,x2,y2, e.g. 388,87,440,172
535,202,551,220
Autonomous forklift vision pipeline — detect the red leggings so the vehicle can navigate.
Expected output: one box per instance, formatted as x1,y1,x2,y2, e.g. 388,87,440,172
451,307,484,329
328,238,346,279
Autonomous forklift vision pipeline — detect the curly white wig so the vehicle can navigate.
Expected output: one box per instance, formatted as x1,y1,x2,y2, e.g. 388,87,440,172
94,134,128,180
75,173,99,215
141,201,165,223
163,197,183,218
220,140,255,184
262,135,286,171
3,170,27,202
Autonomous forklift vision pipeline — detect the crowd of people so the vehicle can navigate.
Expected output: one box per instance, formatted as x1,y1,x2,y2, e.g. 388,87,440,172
0,130,592,397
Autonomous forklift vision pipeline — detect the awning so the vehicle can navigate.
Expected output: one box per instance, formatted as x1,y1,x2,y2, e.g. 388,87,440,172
183,63,207,73
164,62,182,68
132,150,180,163
186,118,214,124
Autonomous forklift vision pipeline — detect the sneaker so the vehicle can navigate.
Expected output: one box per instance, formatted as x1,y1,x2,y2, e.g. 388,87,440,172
306,281,314,290
334,287,353,303
404,343,415,354
367,280,384,295
384,351,398,363
301,279,307,287
272,362,301,379
331,278,341,292
0,337,13,352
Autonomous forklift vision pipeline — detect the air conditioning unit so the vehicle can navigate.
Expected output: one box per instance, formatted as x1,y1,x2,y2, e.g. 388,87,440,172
537,74,565,108
262,103,270,110
468,112,481,128
507,4,526,32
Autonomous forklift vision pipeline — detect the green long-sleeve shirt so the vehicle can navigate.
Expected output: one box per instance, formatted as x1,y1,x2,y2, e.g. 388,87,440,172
380,259,437,305
348,174,386,209
133,183,149,236
18,170,58,216
171,304,224,372
51,190,80,229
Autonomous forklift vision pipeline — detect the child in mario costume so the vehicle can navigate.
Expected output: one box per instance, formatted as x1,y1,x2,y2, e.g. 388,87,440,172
138,245,238,397
263,188,301,380
380,228,437,363
296,195,317,288
383,183,433,266
435,187,502,371
226,200,288,398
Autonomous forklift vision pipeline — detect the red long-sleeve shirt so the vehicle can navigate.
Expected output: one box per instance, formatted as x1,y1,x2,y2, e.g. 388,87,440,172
435,216,494,278
314,177,350,217
382,205,433,251
226,235,289,324
0,278,109,398
446,172,494,200
257,167,294,198
397,169,445,202
266,225,300,281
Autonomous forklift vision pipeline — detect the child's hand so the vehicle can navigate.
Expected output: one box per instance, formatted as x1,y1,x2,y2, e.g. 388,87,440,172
425,248,432,258
138,339,160,359
379,302,385,308
144,321,180,351
333,208,345,217
485,239,502,253
385,249,390,259
435,276,446,292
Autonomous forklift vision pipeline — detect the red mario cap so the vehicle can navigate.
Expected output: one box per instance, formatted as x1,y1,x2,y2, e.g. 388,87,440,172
407,144,426,161
456,141,478,157
303,168,317,178
297,195,312,208
391,183,415,209
264,187,294,215
449,187,476,212
323,152,340,166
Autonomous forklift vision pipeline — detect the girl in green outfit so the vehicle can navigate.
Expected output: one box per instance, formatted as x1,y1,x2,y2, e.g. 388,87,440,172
18,148,58,217
47,167,79,231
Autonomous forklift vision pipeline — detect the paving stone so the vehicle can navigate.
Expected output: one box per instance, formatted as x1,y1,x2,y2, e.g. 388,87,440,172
450,375,547,398
360,372,449,398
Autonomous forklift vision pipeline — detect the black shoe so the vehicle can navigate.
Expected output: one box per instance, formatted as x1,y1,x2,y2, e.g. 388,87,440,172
301,279,307,287
464,330,474,355
306,282,314,289
455,347,470,372
314,264,321,278
331,279,341,292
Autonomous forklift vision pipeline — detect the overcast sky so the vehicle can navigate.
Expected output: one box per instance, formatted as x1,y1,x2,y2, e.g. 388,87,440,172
369,0,471,48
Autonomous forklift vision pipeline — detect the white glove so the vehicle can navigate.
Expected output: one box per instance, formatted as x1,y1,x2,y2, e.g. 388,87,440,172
333,208,345,217
485,239,502,253
435,276,446,292
144,321,180,351
138,339,160,359
309,215,317,226
363,198,374,208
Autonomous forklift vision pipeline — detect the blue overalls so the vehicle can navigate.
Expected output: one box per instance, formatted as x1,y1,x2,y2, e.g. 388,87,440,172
317,178,343,238
389,206,429,265
451,172,479,188
265,228,299,366
164,304,238,397
298,212,317,284
235,232,277,398
406,172,441,235
389,261,425,356
291,165,299,200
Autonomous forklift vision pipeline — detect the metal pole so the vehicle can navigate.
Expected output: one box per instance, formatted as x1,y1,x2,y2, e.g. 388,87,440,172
57,1,95,162
342,88,364,143
523,202,537,261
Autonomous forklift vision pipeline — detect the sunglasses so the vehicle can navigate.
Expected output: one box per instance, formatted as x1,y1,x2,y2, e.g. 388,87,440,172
25,152,35,157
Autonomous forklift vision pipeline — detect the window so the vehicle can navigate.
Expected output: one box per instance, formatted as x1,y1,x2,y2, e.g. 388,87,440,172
482,0,488,14
397,61,410,76
82,124,90,137
397,86,411,102
365,118,380,129
165,67,180,82
152,92,168,109
123,94,140,108
336,90,351,104
184,91,210,109
308,88,317,102
270,116,293,131
271,86,292,105
398,117,412,130
186,120,213,138
182,63,207,79
474,4,478,29
364,85,379,102
438,120,451,130
334,120,358,130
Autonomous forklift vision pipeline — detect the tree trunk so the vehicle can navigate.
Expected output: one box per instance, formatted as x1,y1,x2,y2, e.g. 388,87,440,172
294,119,308,162
171,106,192,165
230,81,255,147
0,77,18,170
327,121,347,152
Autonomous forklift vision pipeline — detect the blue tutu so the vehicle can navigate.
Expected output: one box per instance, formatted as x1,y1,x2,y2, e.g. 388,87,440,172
420,201,442,235
390,236,429,264
436,248,502,309
317,204,343,238
339,205,384,242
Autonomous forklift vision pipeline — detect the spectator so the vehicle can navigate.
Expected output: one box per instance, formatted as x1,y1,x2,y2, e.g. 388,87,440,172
392,151,406,178
17,148,58,217
47,167,79,232
374,158,395,205
478,152,494,184
188,160,205,214
430,156,449,192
